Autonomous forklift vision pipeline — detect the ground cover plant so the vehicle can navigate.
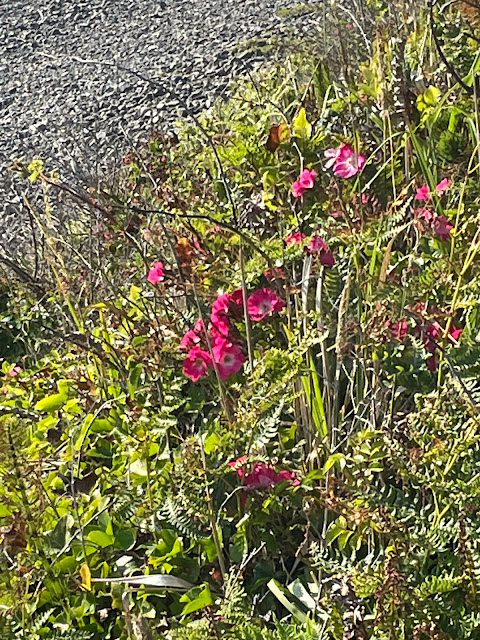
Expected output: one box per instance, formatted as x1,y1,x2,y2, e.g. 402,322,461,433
4,0,480,637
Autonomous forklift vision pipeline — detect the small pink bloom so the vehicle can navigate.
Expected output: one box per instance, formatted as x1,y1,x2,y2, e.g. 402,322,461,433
228,455,248,478
183,346,212,381
415,207,434,222
325,143,365,178
212,338,246,379
415,185,430,201
291,168,316,198
298,168,317,189
291,180,306,198
247,288,286,321
435,178,450,194
243,462,299,489
449,326,463,341
432,215,453,241
361,193,369,204
179,330,201,351
286,230,307,245
147,261,165,284
324,146,342,169
7,366,21,377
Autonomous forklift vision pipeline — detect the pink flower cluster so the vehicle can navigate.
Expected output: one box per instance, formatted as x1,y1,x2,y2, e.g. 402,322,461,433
286,230,335,268
228,455,299,489
415,178,450,201
181,287,285,381
325,143,366,178
292,169,317,198
389,311,462,371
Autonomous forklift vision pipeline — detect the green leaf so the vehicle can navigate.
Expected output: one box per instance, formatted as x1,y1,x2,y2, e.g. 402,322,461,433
293,107,312,140
180,584,213,615
267,579,308,624
46,514,74,551
35,392,67,412
86,530,115,548
115,529,136,550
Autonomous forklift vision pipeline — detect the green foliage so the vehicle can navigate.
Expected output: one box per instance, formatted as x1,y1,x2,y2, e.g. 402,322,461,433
3,0,480,637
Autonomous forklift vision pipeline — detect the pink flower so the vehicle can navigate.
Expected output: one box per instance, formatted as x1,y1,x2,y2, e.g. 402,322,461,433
228,455,248,477
229,289,244,307
179,330,201,351
325,143,366,178
298,168,317,189
309,234,335,268
292,180,306,198
291,168,317,198
183,346,212,381
194,318,206,334
286,230,307,245
449,326,463,341
247,288,286,321
210,313,231,338
435,178,450,194
212,338,246,379
210,293,232,338
147,261,165,284
324,146,343,169
7,366,21,377
230,459,299,489
415,207,434,222
415,185,431,201
211,293,231,317
421,321,462,369
432,215,453,241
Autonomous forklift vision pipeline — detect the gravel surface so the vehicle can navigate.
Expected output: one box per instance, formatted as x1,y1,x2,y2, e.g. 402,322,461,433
0,0,330,250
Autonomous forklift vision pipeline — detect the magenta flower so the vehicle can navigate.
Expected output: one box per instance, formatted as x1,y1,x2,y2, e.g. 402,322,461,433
179,329,201,351
228,455,248,477
422,320,462,370
309,233,335,268
298,168,317,188
286,230,307,245
247,288,286,321
183,346,212,381
415,207,434,222
325,143,365,178
212,338,246,379
210,293,232,338
194,318,206,334
436,178,450,194
432,215,453,241
229,289,244,307
147,261,165,284
415,185,431,201
210,313,231,338
229,458,299,489
292,168,317,198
